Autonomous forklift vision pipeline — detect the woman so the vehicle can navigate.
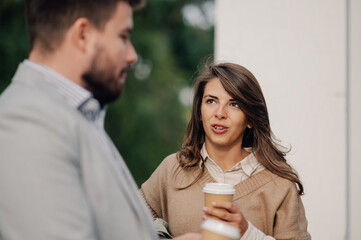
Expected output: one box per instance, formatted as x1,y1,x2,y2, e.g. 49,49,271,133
141,62,311,239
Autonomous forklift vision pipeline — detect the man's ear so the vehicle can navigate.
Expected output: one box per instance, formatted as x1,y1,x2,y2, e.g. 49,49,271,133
69,17,95,53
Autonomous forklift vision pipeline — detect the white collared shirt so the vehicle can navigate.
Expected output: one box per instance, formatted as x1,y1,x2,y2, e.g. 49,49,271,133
200,144,265,186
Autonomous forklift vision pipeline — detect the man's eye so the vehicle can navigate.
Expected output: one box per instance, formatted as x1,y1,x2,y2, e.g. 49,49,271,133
119,35,129,41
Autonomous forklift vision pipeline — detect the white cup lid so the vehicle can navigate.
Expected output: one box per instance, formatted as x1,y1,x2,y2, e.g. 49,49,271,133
201,219,240,239
202,183,235,195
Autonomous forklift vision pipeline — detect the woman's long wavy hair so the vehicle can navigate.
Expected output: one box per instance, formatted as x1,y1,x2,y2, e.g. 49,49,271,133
176,61,304,195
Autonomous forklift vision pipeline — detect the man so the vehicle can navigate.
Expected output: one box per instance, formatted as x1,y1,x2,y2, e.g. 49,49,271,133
0,0,200,239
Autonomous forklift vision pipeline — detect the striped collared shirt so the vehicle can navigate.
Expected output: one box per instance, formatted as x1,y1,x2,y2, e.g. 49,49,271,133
24,60,106,128
200,144,265,185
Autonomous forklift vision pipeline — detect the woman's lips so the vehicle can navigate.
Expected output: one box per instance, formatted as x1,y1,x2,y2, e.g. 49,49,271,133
211,124,229,134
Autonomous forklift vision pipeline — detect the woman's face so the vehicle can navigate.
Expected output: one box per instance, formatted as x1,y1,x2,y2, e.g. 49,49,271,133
200,78,250,150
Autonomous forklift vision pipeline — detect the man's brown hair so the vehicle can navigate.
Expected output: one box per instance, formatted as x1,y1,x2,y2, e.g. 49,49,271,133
25,0,144,52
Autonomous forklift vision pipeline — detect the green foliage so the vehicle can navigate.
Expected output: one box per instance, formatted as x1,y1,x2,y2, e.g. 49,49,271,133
106,0,214,186
0,0,214,186
0,0,28,92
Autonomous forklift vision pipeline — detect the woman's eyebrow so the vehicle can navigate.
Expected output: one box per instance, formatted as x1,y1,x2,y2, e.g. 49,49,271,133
204,95,237,102
203,94,218,99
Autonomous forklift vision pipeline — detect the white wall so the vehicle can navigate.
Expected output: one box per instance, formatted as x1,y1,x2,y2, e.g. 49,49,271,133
349,0,361,239
215,0,361,239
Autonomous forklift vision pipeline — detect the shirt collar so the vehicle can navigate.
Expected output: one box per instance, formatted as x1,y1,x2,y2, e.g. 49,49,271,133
200,143,260,177
24,60,106,125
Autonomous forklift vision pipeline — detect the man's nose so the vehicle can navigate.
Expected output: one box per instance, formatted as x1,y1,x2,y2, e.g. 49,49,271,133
127,42,138,64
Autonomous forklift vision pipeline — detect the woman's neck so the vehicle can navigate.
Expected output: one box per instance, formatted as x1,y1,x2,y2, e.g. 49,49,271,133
205,142,249,171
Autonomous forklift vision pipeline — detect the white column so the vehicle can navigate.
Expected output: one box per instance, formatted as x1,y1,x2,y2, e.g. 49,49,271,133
349,0,361,239
215,0,360,239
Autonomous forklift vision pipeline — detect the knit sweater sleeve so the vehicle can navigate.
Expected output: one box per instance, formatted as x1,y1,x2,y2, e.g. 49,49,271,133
140,153,178,221
273,182,311,240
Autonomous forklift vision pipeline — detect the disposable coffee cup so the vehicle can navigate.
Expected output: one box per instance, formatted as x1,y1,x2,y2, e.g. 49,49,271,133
201,218,240,240
203,183,235,210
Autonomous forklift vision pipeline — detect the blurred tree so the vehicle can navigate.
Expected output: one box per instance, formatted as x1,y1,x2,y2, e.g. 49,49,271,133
0,0,28,92
0,0,214,186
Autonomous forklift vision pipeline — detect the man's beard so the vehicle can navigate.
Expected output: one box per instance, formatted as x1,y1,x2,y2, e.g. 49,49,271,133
82,56,129,106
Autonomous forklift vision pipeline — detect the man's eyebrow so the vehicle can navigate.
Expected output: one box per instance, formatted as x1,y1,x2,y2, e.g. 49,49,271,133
122,27,133,34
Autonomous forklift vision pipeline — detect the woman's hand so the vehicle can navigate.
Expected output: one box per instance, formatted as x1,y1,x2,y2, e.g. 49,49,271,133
203,201,248,235
173,233,201,240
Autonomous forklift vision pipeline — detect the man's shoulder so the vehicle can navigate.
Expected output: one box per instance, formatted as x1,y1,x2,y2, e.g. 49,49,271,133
1,82,78,125
1,67,81,122
0,77,86,150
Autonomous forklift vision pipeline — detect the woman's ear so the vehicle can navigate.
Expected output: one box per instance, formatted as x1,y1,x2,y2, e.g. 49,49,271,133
247,123,252,129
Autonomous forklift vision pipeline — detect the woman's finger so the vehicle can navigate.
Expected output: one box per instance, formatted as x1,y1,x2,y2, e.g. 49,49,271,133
211,201,239,213
203,204,248,233
203,206,237,223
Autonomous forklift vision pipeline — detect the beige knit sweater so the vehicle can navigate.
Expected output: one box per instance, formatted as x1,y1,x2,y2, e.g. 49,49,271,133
140,153,311,240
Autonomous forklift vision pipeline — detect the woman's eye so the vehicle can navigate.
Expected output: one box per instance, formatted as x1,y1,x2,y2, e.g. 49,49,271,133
230,102,240,108
206,99,215,104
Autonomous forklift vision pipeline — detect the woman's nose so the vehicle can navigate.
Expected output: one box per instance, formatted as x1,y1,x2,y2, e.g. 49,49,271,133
215,105,227,119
